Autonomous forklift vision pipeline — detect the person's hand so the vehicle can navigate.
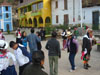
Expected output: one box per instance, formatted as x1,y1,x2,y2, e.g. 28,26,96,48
62,48,65,50
59,55,61,59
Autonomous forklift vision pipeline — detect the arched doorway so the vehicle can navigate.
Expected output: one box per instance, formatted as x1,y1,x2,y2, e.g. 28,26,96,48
6,24,9,31
45,17,51,23
29,18,32,24
39,17,43,24
33,18,37,27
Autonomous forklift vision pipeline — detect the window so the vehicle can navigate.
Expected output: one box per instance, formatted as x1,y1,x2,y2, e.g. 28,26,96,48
28,6,31,11
39,17,43,24
64,14,69,25
32,4,37,11
24,7,27,13
64,0,67,10
55,1,58,8
56,15,58,23
20,0,23,3
45,17,51,23
6,13,9,18
5,6,8,11
38,2,43,10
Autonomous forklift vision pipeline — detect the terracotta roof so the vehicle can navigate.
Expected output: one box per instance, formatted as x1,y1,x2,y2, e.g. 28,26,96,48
1,0,11,6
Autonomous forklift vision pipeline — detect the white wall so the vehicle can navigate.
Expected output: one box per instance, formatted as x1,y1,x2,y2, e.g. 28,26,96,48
82,6,100,27
51,0,80,26
51,0,100,28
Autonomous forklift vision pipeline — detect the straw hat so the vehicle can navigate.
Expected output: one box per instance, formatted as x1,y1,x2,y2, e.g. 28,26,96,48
66,31,72,37
0,40,8,49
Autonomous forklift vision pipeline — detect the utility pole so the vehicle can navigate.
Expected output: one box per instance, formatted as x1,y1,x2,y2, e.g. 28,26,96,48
80,0,83,28
73,0,75,26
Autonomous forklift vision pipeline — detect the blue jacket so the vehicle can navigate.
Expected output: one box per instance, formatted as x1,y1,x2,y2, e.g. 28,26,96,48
21,37,27,47
27,33,41,52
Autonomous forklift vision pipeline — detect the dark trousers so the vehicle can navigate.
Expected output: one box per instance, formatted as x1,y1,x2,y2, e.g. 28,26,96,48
19,63,29,75
69,53,76,70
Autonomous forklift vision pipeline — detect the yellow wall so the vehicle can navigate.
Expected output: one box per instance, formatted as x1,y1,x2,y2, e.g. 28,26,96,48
18,0,51,27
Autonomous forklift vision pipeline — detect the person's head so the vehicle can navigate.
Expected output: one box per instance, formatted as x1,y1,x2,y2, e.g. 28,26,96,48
9,41,18,50
66,31,72,39
17,28,20,32
32,51,45,66
87,28,93,38
36,31,41,36
22,31,27,37
31,28,34,33
52,31,57,38
0,40,8,50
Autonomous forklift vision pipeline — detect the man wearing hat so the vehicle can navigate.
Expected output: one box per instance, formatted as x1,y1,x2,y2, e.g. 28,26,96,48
63,31,79,72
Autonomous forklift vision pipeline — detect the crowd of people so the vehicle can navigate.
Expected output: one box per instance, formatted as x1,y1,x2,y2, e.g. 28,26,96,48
0,27,97,75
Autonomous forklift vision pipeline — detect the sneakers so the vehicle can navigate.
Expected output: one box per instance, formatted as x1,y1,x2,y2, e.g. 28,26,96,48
69,69,75,72
87,64,91,68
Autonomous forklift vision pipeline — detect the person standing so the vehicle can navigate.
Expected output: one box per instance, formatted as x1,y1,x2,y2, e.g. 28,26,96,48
16,28,22,44
73,27,79,39
21,31,27,49
0,40,16,75
63,31,78,72
0,29,5,40
27,28,41,54
82,28,96,70
61,29,67,49
40,28,46,41
45,31,61,75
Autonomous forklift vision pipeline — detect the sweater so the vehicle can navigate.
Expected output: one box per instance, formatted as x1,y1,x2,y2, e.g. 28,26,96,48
45,38,61,57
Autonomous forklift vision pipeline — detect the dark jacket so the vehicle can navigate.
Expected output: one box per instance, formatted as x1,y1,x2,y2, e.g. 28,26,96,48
66,37,78,53
82,35,92,55
22,64,48,75
45,38,61,57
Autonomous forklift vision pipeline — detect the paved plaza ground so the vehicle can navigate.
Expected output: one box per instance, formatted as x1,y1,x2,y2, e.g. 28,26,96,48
5,34,100,75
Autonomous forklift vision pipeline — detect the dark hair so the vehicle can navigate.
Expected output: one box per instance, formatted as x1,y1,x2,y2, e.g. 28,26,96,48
52,31,57,38
32,51,44,65
21,31,26,38
31,28,34,33
9,41,16,48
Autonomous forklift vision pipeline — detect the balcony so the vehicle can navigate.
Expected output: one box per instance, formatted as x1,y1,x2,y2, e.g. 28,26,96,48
19,14,26,19
18,0,43,8
31,10,42,16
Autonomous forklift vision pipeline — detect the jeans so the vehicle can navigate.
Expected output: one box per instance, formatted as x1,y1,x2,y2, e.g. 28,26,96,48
69,53,76,70
49,56,58,75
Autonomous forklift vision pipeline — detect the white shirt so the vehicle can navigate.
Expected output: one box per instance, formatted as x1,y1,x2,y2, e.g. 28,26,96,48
0,52,16,71
14,47,29,66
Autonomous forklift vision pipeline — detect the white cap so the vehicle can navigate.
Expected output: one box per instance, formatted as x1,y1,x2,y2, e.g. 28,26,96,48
0,40,8,49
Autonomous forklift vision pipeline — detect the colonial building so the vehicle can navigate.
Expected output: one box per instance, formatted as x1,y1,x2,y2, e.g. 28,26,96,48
17,0,51,27
0,0,13,31
51,0,100,29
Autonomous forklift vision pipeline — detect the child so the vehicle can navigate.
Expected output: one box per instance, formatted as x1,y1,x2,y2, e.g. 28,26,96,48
0,40,16,75
9,41,31,75
21,31,27,48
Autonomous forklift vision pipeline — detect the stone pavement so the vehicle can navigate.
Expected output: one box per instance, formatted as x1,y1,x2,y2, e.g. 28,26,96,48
5,34,100,75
